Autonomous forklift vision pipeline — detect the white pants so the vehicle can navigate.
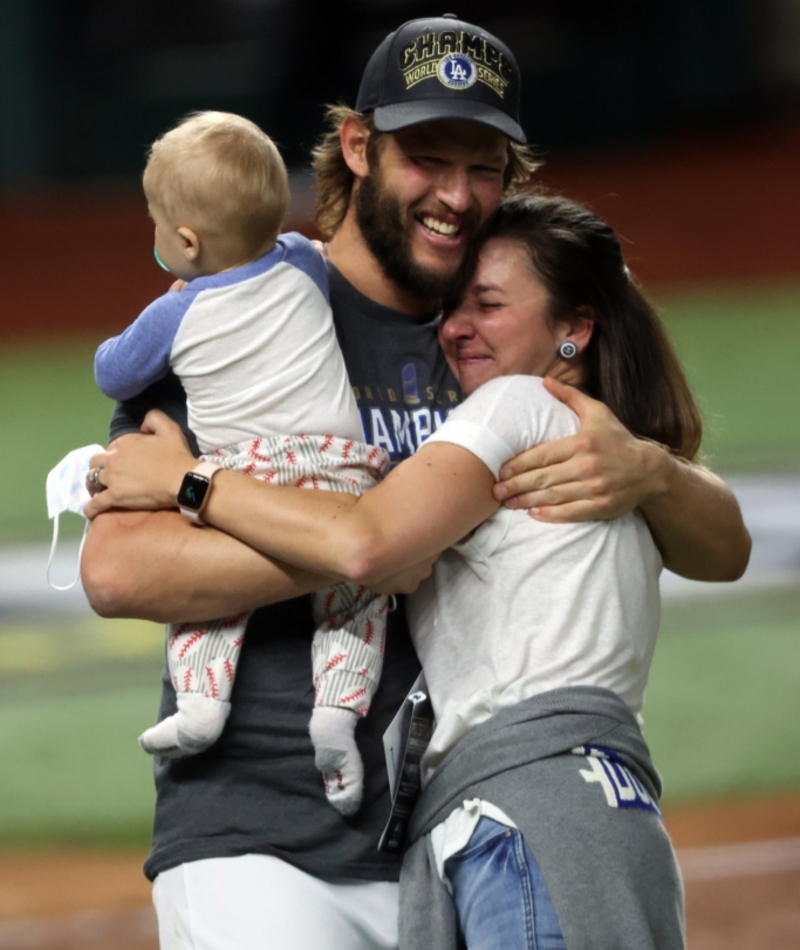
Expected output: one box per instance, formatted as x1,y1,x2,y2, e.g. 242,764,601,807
152,854,399,950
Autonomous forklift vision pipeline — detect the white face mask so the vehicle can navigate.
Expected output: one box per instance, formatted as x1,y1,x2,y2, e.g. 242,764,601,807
45,444,105,591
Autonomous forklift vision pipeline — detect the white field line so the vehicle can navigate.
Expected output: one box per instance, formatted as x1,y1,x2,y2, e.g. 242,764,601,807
3,474,800,614
677,836,800,881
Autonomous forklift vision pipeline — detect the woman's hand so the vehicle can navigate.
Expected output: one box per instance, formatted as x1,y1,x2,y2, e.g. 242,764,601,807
84,410,196,519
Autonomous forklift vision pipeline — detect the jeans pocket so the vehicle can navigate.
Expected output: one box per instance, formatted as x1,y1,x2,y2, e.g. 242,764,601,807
444,817,566,950
445,817,514,867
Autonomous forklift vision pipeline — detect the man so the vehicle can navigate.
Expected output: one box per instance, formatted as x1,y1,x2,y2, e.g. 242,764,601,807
82,15,749,950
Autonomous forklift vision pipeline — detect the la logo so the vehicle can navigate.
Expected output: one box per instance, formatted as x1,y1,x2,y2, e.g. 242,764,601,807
437,53,477,90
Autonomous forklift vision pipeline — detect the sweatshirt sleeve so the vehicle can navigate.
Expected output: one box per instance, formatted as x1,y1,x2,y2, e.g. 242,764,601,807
94,290,194,401
424,376,579,478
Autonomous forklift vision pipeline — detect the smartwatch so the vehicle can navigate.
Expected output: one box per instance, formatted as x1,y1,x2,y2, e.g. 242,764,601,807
177,461,222,524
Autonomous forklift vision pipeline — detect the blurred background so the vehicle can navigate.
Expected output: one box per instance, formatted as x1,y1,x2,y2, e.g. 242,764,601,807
1,1,798,947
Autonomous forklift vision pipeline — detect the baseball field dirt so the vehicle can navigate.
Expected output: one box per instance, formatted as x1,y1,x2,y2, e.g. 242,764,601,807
1,792,798,949
2,121,799,346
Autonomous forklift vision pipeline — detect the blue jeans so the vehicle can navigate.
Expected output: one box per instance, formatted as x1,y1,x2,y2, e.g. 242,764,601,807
443,816,566,950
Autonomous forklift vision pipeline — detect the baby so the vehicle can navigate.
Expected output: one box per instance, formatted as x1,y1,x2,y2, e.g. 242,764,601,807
94,111,388,815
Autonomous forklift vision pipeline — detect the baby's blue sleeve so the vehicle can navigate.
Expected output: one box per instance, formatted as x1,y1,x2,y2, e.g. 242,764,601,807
94,290,194,401
279,231,330,304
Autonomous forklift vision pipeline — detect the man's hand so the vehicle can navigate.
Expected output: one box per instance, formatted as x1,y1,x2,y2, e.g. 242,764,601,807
85,410,196,519
492,376,750,581
493,377,665,522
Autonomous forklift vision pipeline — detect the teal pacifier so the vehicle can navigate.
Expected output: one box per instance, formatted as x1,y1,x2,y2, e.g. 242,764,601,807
153,246,171,272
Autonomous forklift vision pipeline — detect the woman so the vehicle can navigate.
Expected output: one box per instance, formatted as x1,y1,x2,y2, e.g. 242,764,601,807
88,194,694,949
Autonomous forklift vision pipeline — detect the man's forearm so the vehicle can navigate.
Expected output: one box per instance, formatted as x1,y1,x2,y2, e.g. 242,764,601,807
81,508,330,623
639,448,751,581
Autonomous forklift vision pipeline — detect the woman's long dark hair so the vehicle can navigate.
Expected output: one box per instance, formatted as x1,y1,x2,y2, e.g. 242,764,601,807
470,193,703,460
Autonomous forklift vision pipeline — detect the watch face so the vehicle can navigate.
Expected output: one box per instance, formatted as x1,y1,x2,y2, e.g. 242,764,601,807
178,472,210,511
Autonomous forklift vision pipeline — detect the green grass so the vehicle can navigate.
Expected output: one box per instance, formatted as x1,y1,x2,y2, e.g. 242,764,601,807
1,284,798,845
1,589,798,846
656,284,800,470
0,616,164,846
1,337,113,544
2,283,799,543
644,587,800,802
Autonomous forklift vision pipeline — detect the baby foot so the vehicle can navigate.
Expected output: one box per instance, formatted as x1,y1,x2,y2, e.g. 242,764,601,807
139,694,231,758
309,706,364,816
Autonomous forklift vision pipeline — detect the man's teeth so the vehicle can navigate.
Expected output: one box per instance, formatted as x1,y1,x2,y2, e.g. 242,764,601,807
422,217,459,236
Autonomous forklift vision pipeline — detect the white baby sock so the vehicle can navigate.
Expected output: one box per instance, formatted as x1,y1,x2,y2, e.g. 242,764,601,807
139,693,231,758
309,706,364,816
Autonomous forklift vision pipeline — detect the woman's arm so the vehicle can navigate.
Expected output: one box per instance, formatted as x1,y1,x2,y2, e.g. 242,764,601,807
493,378,750,581
81,507,334,623
85,411,500,585
203,442,498,584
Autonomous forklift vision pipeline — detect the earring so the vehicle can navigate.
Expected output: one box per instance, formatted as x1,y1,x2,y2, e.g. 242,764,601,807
558,340,578,359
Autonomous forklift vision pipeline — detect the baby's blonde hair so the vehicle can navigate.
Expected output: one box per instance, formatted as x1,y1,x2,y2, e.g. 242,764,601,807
143,111,289,257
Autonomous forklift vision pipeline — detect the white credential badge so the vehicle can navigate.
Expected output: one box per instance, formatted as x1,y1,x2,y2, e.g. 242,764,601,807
437,52,477,90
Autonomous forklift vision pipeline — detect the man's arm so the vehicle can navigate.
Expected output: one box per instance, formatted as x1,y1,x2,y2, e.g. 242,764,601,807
632,456,750,581
493,378,751,582
81,508,331,623
87,371,335,623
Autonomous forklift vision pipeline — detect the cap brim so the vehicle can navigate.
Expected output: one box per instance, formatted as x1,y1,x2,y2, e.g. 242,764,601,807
373,99,527,144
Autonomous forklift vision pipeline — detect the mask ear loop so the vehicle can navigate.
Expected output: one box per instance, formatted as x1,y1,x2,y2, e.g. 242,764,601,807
46,513,91,592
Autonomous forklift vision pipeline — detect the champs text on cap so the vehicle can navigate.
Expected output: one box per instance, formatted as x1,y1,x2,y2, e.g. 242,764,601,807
401,20,515,99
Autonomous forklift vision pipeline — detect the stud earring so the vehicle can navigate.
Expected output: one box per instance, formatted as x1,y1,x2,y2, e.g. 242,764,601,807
558,340,578,359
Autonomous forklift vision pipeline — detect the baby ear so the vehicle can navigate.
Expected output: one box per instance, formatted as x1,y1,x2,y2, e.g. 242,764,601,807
177,227,201,263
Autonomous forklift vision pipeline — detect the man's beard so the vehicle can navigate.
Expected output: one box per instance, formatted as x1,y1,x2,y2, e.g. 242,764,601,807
354,170,479,303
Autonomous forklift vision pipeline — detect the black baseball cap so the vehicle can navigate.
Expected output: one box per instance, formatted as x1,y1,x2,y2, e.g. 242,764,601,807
356,14,526,144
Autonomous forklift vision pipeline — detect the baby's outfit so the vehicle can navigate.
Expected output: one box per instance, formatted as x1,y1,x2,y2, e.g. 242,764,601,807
94,233,388,815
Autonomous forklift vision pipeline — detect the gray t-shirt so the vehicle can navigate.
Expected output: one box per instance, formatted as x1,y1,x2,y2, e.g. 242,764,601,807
109,263,459,883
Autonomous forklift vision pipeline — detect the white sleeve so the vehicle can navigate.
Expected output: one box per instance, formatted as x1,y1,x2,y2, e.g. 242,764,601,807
424,376,579,478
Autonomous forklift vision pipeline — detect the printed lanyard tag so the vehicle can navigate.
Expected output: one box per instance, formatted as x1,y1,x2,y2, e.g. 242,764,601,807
378,671,434,854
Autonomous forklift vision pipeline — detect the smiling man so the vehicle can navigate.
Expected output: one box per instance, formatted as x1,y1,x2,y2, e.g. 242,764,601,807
82,14,749,950
318,116,522,460
310,16,535,467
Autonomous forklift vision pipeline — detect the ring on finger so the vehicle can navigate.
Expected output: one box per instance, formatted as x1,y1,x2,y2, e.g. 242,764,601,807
85,466,105,496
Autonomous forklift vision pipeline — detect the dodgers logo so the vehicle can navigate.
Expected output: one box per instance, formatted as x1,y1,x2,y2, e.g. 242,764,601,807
573,745,661,816
437,52,477,90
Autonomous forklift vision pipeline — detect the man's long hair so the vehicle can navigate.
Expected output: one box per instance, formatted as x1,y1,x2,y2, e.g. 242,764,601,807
311,105,541,238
